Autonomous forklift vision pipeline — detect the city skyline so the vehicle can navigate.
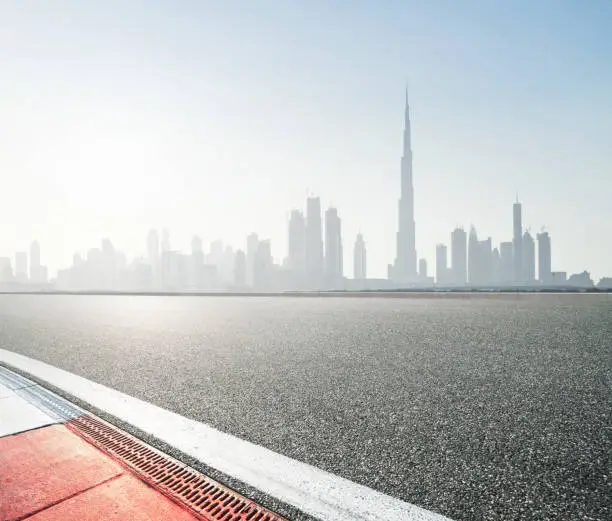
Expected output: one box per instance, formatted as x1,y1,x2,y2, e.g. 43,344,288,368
1,2,611,280
0,91,609,289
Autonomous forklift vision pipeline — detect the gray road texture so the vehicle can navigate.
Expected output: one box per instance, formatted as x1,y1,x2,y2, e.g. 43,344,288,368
0,294,610,521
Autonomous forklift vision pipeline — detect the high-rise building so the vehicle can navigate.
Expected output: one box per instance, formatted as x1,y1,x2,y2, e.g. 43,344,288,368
147,230,160,288
161,229,170,253
353,234,366,279
491,247,501,285
468,226,479,285
233,249,247,287
246,233,259,287
478,237,492,285
189,235,205,289
390,88,417,283
513,200,523,284
451,227,467,285
288,210,306,280
147,230,159,265
0,257,13,283
499,241,513,285
15,252,28,283
306,196,324,287
522,230,536,284
537,231,552,285
29,241,47,284
418,258,428,279
324,207,343,285
30,241,40,273
436,244,448,285
254,240,273,290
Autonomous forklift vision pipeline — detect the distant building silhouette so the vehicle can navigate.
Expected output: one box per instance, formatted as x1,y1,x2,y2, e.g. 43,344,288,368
324,207,343,287
288,210,307,286
499,241,513,285
161,229,170,253
596,277,612,289
306,196,324,288
189,235,206,289
353,234,367,279
537,231,552,285
254,239,273,290
491,247,501,285
0,257,13,283
390,88,418,283
468,227,493,286
567,271,594,288
468,226,479,285
451,227,467,285
513,200,523,284
436,244,447,284
233,249,247,287
522,230,536,284
418,258,428,279
147,230,160,288
246,233,259,287
29,241,47,284
551,271,567,286
29,241,40,279
15,252,27,283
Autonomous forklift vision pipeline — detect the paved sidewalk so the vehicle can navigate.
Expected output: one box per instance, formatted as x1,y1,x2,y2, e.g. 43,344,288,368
0,376,200,521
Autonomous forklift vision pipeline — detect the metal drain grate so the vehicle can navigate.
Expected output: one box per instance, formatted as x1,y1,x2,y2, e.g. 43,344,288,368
66,415,288,521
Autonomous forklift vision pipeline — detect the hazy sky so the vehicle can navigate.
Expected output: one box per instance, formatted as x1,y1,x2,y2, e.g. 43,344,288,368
1,0,611,280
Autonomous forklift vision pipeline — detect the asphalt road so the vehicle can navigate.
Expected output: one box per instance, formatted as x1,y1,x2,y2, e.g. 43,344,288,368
0,293,610,520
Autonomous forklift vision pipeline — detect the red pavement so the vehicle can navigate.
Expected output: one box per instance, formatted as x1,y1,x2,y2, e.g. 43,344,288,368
0,424,199,521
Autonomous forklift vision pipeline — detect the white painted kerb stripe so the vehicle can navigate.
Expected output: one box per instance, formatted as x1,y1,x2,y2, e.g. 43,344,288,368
0,349,451,521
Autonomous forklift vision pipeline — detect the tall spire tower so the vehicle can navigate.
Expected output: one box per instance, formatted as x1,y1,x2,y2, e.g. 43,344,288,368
390,87,417,282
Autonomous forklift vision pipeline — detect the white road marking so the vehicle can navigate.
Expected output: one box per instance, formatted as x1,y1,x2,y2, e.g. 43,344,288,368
0,391,57,437
0,349,452,521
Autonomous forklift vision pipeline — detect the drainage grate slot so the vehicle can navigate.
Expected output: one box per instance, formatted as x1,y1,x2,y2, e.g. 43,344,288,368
66,415,288,521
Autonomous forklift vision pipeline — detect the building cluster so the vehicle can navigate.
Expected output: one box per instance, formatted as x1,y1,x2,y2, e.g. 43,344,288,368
1,89,608,292
0,241,48,287
433,201,589,288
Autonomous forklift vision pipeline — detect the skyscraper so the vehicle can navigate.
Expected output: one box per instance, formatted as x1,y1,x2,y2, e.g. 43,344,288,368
468,226,479,285
288,209,306,281
418,258,428,279
324,207,343,285
254,239,273,290
15,252,27,283
30,241,40,275
233,249,247,287
306,196,324,287
390,88,417,283
147,230,160,288
491,247,501,285
353,234,366,279
522,230,536,283
29,240,46,284
246,233,259,287
190,235,205,289
451,227,467,285
161,229,170,253
436,244,448,285
499,241,513,284
513,200,523,284
537,231,552,285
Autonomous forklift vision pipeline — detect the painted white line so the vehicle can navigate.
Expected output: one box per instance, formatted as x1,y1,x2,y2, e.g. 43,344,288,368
0,392,57,437
0,350,452,521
